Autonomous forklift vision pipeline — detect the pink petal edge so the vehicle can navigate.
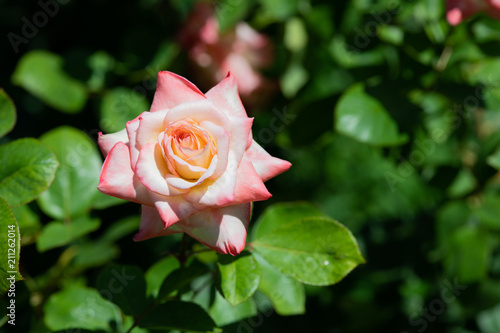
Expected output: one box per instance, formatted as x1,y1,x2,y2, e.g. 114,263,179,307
98,142,154,206
150,71,207,112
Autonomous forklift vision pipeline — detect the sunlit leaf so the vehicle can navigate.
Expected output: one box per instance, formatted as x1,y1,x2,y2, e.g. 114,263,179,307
44,285,121,332
253,217,365,286
0,89,16,139
335,84,408,146
217,251,260,306
12,50,87,113
37,126,102,220
37,217,100,252
0,138,59,207
100,87,149,133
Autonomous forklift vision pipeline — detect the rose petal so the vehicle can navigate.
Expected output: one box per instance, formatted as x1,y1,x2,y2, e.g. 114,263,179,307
178,203,252,255
163,99,232,133
98,142,154,206
205,72,248,119
133,205,183,241
135,109,169,149
198,120,230,179
166,136,208,180
245,140,292,182
150,192,201,228
226,116,253,166
98,128,128,157
126,116,142,170
232,155,272,204
136,142,186,197
182,153,237,207
166,155,218,190
150,71,206,112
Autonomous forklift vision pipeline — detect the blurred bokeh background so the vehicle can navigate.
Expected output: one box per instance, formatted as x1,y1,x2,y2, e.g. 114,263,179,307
2,0,500,332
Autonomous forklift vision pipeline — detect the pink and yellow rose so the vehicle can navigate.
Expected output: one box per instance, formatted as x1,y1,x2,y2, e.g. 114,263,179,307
98,71,290,255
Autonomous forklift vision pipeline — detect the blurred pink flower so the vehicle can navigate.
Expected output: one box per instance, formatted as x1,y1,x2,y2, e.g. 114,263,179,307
446,0,500,25
179,2,275,108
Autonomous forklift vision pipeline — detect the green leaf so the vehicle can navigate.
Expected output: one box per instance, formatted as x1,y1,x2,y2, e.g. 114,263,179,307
217,251,260,306
284,17,308,52
216,0,252,32
478,304,500,333
99,87,149,133
145,256,180,298
92,191,127,210
477,195,500,231
329,36,386,69
0,198,23,295
209,291,257,327
12,50,88,113
446,169,477,198
487,148,500,169
253,217,365,286
99,216,140,243
280,62,309,98
0,89,16,139
0,138,59,207
158,262,207,301
36,217,100,252
462,59,500,86
334,84,408,147
378,25,404,46
138,300,220,332
472,20,500,43
12,204,41,237
44,285,121,332
96,264,151,317
72,243,119,270
252,201,327,241
37,126,102,220
436,201,471,255
254,252,305,315
444,225,491,284
257,0,299,21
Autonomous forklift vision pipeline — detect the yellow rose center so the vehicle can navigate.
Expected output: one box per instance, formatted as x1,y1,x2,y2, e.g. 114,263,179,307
163,118,217,180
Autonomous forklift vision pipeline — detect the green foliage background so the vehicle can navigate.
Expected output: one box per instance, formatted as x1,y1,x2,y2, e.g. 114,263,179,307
2,0,500,332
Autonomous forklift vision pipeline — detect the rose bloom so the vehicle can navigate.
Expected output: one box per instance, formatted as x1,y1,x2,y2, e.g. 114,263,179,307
447,0,500,25
179,2,275,108
98,71,291,255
